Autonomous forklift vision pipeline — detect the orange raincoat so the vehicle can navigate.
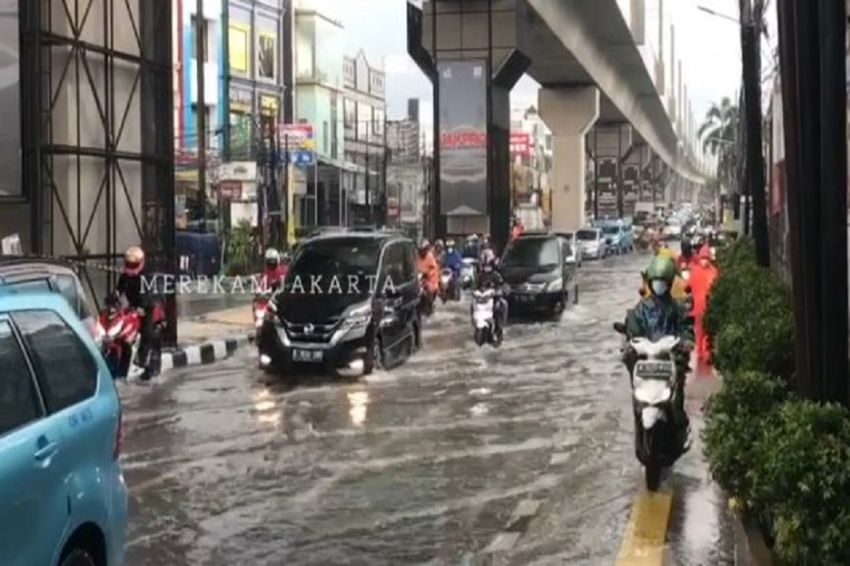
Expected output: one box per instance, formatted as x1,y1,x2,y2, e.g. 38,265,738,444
689,246,719,362
418,251,440,294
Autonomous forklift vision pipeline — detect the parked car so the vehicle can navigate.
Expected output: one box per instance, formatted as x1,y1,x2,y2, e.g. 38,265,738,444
0,257,97,335
0,292,127,566
576,228,607,260
555,232,582,267
257,231,421,378
500,233,576,317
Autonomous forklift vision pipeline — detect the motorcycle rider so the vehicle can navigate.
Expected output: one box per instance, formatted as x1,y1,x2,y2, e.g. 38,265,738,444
463,234,480,259
676,239,696,272
417,239,440,299
114,246,156,376
260,247,286,292
442,239,464,295
510,217,525,241
433,239,446,268
624,256,694,452
476,250,508,328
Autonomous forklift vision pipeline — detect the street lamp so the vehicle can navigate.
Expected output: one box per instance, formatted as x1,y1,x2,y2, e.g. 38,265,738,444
697,5,740,24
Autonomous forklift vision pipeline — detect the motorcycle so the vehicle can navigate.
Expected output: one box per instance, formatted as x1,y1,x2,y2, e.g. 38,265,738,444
614,322,688,491
472,288,503,347
252,291,271,329
418,273,435,317
460,258,478,290
96,295,165,380
439,268,462,303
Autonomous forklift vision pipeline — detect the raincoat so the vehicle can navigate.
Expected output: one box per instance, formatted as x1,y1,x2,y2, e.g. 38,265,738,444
418,251,440,294
625,295,695,343
689,249,719,362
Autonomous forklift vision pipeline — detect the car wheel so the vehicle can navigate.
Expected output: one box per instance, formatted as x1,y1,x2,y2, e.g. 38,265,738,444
60,549,97,566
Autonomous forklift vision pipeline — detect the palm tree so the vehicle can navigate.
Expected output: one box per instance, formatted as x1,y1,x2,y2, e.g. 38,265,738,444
698,97,741,191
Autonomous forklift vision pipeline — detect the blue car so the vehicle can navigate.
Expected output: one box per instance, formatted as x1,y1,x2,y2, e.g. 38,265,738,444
0,293,127,566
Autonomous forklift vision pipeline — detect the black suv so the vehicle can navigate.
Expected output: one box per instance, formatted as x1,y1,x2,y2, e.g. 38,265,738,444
500,233,576,317
257,232,421,378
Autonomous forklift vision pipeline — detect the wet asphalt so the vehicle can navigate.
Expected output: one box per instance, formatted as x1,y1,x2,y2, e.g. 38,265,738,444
118,251,737,566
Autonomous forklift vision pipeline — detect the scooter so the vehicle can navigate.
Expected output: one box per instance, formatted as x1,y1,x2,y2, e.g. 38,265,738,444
252,291,271,329
97,295,165,380
472,289,503,347
614,323,688,491
439,268,454,304
460,258,478,290
418,273,435,318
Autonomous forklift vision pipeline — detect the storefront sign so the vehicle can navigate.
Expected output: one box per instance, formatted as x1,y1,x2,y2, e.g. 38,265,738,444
219,161,257,182
218,181,242,201
510,132,532,157
229,86,252,112
280,124,316,166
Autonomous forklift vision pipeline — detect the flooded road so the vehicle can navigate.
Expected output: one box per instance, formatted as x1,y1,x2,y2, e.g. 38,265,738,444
119,252,737,565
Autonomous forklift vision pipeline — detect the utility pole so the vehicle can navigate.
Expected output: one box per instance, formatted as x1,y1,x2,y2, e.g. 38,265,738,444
777,0,848,404
282,133,289,250
739,0,769,266
195,0,207,228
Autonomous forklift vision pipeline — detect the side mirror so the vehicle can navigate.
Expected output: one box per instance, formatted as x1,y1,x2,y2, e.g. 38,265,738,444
613,322,627,335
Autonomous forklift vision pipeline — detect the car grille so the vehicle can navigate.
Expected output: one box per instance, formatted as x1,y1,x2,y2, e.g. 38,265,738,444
282,317,341,343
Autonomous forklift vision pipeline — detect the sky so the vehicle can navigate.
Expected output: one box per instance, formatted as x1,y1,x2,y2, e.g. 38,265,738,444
313,0,752,143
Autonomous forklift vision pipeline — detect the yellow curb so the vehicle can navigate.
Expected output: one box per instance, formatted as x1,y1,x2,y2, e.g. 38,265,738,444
616,487,674,566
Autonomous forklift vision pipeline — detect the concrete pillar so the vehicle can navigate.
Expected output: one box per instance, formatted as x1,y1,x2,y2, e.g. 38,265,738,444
539,86,600,231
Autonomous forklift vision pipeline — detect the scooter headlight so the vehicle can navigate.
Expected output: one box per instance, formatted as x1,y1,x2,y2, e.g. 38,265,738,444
633,376,672,405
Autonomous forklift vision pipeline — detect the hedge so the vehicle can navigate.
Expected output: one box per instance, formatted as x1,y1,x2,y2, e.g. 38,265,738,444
702,237,850,563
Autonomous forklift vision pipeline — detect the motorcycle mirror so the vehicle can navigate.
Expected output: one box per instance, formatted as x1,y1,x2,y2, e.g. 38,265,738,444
613,322,627,335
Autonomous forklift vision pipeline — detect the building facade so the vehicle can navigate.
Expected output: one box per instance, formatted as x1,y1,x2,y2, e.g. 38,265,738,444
294,2,345,228
343,50,387,225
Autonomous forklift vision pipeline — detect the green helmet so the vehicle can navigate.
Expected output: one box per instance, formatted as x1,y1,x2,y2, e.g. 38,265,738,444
645,256,676,283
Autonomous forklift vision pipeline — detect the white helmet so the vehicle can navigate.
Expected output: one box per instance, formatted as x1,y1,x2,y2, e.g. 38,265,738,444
264,248,280,265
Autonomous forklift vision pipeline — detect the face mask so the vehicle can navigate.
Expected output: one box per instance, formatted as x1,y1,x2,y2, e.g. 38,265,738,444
651,280,669,297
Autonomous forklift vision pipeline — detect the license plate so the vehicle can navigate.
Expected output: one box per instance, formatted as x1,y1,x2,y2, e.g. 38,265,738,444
635,361,674,378
292,349,323,363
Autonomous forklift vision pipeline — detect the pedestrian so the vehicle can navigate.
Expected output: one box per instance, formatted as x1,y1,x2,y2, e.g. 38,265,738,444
689,245,719,363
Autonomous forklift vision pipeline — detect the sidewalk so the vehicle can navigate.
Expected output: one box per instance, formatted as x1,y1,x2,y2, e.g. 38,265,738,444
159,305,255,374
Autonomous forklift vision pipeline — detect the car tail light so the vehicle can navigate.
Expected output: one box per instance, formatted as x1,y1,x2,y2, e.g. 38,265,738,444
113,409,123,460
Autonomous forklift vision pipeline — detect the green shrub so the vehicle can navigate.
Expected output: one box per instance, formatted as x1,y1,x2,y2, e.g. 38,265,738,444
715,236,756,272
749,401,850,565
705,264,794,380
702,371,789,506
225,220,259,276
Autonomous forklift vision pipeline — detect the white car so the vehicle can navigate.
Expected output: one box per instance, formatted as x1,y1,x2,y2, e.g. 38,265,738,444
663,220,682,239
576,228,607,260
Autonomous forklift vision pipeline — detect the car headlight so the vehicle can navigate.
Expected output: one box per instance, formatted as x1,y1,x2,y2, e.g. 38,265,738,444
342,302,372,328
546,278,563,292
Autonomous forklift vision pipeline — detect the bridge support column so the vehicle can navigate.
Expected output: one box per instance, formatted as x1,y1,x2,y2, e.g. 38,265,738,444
539,86,600,231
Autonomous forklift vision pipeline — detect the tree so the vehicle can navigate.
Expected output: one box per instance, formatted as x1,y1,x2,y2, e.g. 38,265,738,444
698,97,740,192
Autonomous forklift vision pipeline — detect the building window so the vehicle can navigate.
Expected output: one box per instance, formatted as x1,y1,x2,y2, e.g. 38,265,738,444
373,108,384,137
357,103,370,141
229,23,250,74
257,31,277,81
344,98,355,133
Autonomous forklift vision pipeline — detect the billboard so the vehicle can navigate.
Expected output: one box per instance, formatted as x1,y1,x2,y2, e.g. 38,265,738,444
0,0,20,196
596,159,618,218
279,123,316,166
510,131,532,157
438,60,488,216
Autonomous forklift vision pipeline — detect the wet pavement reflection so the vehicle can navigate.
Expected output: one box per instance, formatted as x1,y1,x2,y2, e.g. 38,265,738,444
119,252,736,565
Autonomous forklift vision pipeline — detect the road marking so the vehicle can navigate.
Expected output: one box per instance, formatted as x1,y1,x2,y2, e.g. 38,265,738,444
616,487,673,566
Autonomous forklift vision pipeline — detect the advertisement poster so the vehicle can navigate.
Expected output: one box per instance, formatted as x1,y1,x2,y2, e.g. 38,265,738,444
438,60,488,216
229,23,249,74
0,0,20,196
596,159,618,218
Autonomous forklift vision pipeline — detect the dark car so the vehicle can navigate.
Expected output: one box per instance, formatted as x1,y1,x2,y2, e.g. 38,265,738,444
500,233,576,317
0,257,97,334
257,232,421,378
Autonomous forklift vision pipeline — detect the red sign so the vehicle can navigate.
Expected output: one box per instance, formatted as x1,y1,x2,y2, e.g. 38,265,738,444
441,127,487,149
218,181,242,201
510,131,532,157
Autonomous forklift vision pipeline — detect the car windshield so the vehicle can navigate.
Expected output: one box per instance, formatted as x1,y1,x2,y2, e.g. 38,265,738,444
602,226,620,235
286,238,381,292
502,238,560,268
577,230,598,241
8,279,51,294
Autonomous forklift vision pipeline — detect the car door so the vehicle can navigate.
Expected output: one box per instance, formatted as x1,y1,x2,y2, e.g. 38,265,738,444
378,243,407,355
0,316,60,566
12,310,106,561
398,241,420,348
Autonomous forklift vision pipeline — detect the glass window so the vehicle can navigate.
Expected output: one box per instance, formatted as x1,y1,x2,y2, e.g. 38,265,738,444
8,279,50,294
381,244,405,287
53,274,80,314
0,322,41,436
13,311,97,413
344,98,356,131
577,230,598,241
502,238,561,268
287,238,381,294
